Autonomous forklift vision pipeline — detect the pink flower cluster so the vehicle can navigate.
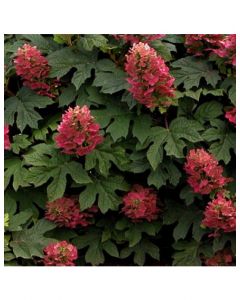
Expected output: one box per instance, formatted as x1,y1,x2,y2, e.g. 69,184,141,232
43,241,78,266
45,196,98,228
114,34,165,44
4,125,11,150
125,42,175,109
185,34,224,56
122,184,160,222
204,249,234,266
14,44,59,98
184,34,236,66
184,149,232,195
201,192,236,233
212,34,236,66
55,105,103,156
225,107,236,126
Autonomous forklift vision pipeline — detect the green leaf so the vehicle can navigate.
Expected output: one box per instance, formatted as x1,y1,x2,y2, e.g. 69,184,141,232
221,77,236,106
4,87,54,132
4,190,17,215
53,34,73,45
163,199,205,242
228,84,236,106
180,185,202,206
150,40,173,61
165,117,204,158
8,210,33,231
146,127,168,169
47,47,97,81
92,100,134,141
58,84,77,107
194,100,223,124
128,151,150,174
144,117,203,161
10,219,57,259
4,158,29,191
148,159,181,189
79,175,129,213
23,144,92,201
121,91,137,109
93,59,129,94
171,57,221,89
120,239,160,266
5,188,47,218
202,119,235,164
73,228,104,265
213,233,236,254
71,63,93,90
125,222,160,247
47,48,82,78
184,89,202,101
172,240,202,266
102,240,119,258
32,113,60,141
79,34,108,51
21,34,59,53
132,114,152,144
11,134,31,154
85,137,130,177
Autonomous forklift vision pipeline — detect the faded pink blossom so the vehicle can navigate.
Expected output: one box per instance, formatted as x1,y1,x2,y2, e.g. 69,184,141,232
125,42,175,109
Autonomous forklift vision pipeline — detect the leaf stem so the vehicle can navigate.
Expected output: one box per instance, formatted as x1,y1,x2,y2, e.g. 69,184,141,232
164,114,169,129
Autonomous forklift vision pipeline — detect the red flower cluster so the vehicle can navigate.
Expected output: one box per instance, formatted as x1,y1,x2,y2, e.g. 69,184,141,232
122,184,160,222
45,196,98,228
114,34,165,44
4,125,11,150
184,149,232,195
14,44,59,98
43,241,78,266
204,249,234,266
185,34,224,56
55,105,103,156
212,34,236,66
225,107,236,126
184,34,236,66
201,192,236,233
125,42,175,109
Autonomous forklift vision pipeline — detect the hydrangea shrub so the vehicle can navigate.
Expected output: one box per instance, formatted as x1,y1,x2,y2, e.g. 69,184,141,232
4,34,236,266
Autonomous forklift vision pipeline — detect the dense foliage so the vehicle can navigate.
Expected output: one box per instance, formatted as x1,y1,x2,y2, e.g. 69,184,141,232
4,34,236,266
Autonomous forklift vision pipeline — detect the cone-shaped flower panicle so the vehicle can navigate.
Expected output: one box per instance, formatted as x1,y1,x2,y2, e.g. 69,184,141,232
185,34,236,66
202,192,236,233
45,196,98,228
122,184,160,222
184,149,232,195
14,44,59,97
43,241,78,266
55,105,103,156
125,42,175,109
